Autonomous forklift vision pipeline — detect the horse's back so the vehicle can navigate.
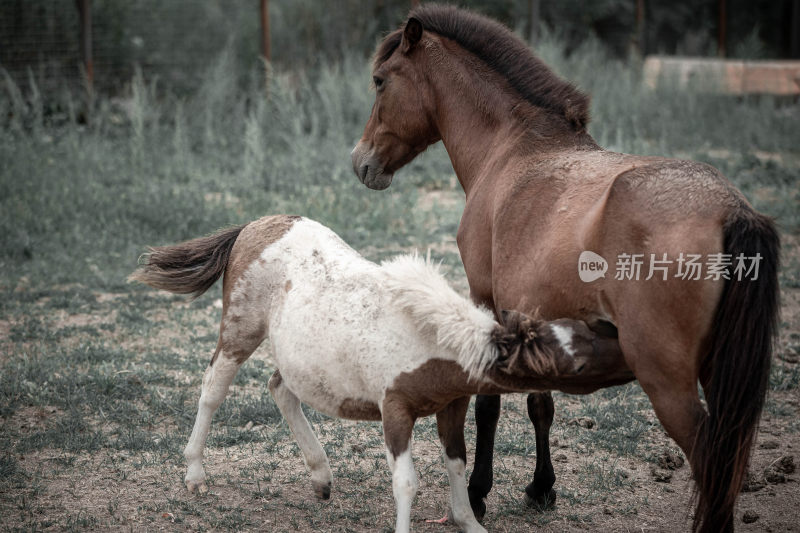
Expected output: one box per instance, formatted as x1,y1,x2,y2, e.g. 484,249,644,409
485,149,739,321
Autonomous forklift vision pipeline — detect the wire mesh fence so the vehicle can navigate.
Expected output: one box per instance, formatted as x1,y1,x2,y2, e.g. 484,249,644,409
3,0,796,99
0,0,414,97
1,0,264,95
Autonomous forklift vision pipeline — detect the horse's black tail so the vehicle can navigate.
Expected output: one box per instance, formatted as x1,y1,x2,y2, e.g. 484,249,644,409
129,225,245,298
692,208,780,533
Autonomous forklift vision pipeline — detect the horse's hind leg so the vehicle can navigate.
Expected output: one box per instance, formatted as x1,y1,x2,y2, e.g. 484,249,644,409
184,299,266,494
524,391,557,509
268,370,332,499
382,394,418,533
184,345,244,493
467,394,500,519
436,397,487,533
623,332,706,460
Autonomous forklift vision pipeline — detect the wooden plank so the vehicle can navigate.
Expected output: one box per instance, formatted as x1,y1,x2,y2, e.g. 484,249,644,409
643,56,800,95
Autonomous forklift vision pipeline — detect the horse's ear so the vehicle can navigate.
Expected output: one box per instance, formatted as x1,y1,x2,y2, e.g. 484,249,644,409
491,325,511,366
402,17,423,53
524,320,540,345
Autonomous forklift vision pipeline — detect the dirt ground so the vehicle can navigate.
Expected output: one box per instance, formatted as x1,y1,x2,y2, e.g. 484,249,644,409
1,220,799,532
4,391,798,532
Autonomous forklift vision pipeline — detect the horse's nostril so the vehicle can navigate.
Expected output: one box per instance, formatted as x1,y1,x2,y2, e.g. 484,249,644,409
358,165,369,183
351,148,364,181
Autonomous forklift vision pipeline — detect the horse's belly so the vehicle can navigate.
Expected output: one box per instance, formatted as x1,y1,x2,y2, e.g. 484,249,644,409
269,278,450,422
493,268,605,322
274,356,380,419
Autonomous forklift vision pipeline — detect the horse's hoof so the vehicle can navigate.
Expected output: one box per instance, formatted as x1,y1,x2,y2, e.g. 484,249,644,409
524,487,556,511
186,479,208,494
469,498,487,522
313,480,332,500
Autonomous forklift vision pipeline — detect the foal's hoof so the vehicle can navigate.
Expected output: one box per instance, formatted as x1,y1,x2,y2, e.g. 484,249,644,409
313,480,332,500
186,479,209,495
524,487,556,511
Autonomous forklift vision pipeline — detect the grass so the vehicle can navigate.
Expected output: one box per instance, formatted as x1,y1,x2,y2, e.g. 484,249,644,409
1,30,799,532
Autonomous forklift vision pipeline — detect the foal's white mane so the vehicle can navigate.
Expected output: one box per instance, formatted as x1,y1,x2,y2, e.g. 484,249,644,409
380,254,499,381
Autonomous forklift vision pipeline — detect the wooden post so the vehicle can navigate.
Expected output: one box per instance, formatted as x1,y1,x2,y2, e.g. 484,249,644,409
791,0,800,58
717,0,727,57
528,0,540,46
260,0,271,62
76,0,93,89
260,0,271,95
635,0,645,56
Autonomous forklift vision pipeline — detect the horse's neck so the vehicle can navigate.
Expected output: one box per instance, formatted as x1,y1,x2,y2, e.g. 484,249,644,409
427,51,594,196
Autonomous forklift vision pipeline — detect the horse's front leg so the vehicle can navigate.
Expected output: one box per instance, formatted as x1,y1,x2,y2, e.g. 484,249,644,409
382,396,418,533
467,394,500,519
468,393,557,518
436,397,487,533
525,391,557,509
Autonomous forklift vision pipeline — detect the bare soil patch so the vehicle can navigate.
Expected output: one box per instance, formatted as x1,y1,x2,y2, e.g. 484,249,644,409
1,231,798,532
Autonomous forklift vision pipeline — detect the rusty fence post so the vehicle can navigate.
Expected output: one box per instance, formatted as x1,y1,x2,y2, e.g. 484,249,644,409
76,0,93,90
260,0,271,95
528,0,540,46
717,0,727,58
791,0,799,59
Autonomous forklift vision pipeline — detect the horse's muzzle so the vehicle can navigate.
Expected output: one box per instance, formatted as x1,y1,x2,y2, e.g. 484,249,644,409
351,144,394,190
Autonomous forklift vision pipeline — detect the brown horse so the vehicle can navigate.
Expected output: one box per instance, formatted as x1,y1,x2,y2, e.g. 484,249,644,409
351,5,780,532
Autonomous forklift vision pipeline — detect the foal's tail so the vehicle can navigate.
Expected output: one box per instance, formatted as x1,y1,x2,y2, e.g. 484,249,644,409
692,208,780,533
129,225,245,298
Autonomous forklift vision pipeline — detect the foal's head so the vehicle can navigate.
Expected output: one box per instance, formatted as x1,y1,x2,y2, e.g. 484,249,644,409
350,17,440,190
491,311,608,380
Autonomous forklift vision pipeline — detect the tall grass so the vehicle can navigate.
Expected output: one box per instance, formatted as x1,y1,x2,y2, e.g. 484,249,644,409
0,52,436,289
0,35,798,290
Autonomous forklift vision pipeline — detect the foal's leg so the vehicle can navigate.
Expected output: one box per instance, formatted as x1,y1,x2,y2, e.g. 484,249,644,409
436,397,487,533
382,397,418,533
524,391,557,509
467,394,500,520
268,370,333,499
184,348,242,493
185,288,269,494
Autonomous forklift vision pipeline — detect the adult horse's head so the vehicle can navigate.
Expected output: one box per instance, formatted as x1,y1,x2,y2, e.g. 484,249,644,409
351,16,440,190
352,4,591,191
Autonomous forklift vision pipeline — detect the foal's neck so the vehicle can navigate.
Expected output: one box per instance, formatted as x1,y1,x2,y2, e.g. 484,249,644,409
425,42,596,196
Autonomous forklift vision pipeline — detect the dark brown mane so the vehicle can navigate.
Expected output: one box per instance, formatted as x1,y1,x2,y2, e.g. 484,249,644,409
375,3,590,130
374,30,403,69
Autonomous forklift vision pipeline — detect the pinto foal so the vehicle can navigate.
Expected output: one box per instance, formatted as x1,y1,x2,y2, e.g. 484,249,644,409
131,215,628,533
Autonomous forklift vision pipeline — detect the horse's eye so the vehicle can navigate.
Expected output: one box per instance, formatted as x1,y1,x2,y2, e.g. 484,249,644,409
373,76,385,91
